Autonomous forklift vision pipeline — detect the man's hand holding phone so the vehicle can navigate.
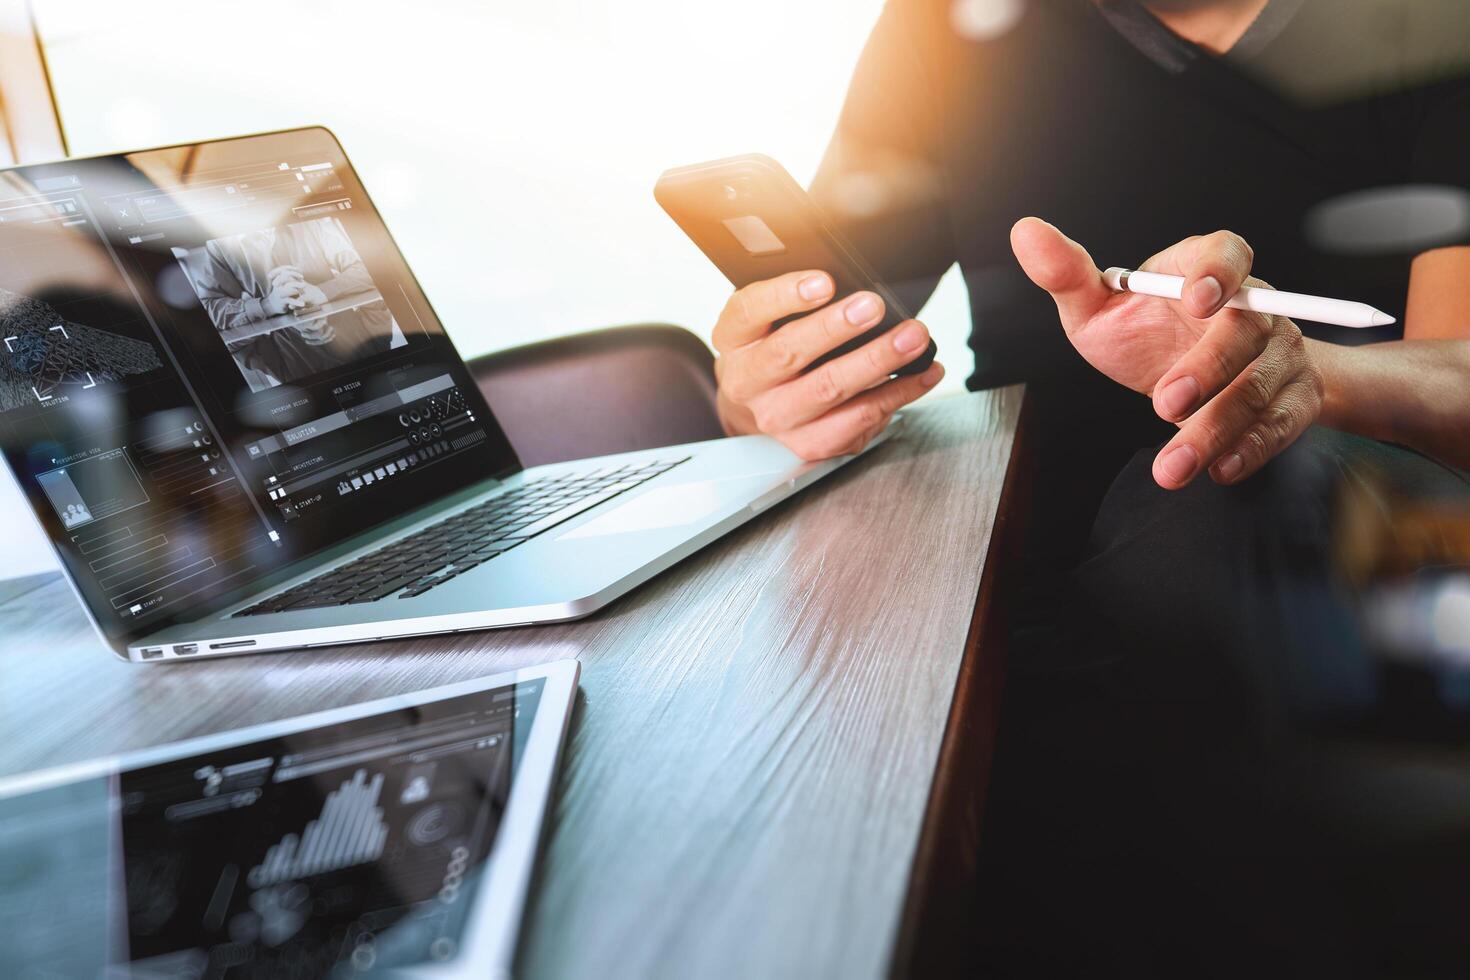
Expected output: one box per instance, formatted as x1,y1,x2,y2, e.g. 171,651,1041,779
711,270,944,460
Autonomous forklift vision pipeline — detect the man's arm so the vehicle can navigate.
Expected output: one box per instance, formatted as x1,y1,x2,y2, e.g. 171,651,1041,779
1310,246,1470,468
808,0,958,318
1315,50,1470,466
710,0,958,456
195,242,266,328
310,219,375,302
1313,339,1470,468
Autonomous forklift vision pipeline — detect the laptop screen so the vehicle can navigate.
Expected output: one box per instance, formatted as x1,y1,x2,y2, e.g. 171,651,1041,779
0,128,519,642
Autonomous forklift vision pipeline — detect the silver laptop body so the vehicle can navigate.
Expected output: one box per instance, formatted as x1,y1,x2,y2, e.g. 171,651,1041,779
0,127,882,663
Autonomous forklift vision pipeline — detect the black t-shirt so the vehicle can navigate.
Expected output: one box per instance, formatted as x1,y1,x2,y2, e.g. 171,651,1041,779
811,0,1470,556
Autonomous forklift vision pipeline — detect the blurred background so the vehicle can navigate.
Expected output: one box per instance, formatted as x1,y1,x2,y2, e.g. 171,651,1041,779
0,0,975,573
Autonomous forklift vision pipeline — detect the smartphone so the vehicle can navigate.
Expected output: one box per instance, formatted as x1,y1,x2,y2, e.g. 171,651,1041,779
655,153,937,376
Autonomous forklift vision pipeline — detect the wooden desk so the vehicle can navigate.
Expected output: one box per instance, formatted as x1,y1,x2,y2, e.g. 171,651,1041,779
0,389,1025,978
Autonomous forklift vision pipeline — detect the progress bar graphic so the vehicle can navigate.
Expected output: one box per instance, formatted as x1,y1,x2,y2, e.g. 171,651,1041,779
247,769,389,887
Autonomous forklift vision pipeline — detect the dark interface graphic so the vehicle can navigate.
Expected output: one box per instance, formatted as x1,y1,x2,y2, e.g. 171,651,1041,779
0,677,542,979
0,130,518,640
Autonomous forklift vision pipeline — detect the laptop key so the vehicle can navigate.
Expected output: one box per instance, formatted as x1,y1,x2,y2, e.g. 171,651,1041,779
511,489,624,539
360,576,423,601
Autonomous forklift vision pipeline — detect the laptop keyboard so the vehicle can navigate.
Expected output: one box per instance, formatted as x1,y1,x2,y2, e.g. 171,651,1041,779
234,456,689,617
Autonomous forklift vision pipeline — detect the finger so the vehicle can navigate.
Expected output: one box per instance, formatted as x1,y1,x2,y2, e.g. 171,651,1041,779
1143,231,1254,318
850,405,899,452
1182,231,1254,318
1151,332,1300,489
749,315,927,430
1149,309,1277,423
782,362,944,461
1009,217,1112,331
721,291,887,402
1208,374,1322,485
827,417,897,460
712,270,835,352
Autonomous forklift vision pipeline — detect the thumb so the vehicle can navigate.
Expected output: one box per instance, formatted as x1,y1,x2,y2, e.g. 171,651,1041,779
1010,217,1112,331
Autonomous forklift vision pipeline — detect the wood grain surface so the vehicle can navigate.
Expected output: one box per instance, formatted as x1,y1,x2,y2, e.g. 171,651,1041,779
0,387,1022,979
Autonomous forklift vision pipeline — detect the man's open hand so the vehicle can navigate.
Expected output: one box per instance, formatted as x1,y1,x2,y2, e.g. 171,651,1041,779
1010,217,1324,489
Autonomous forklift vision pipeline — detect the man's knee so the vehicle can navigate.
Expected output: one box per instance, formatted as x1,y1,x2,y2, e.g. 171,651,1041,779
1085,427,1364,586
1068,428,1364,715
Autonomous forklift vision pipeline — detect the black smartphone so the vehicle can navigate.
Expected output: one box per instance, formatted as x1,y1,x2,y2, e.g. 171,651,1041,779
655,153,937,376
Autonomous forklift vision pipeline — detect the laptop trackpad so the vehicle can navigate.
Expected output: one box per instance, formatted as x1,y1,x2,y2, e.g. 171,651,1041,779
558,479,757,539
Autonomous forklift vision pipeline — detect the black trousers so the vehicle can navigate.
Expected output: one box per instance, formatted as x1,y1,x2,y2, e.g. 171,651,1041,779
976,428,1470,979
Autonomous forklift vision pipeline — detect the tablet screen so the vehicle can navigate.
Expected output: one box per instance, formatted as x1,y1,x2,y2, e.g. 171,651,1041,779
0,676,546,978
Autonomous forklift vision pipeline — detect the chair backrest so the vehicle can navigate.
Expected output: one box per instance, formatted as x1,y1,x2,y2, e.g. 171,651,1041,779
467,323,725,467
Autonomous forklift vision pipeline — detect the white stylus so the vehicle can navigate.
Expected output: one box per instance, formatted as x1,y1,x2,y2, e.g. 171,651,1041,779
1102,267,1396,329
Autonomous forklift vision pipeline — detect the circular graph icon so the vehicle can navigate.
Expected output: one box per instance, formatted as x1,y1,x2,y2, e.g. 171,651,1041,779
406,802,460,847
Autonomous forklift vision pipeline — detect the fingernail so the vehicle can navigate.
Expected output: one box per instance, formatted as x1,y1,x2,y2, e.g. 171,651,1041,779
1159,444,1199,485
893,322,926,353
1158,376,1201,420
919,363,944,388
1192,276,1223,313
845,293,880,325
799,274,832,302
1217,452,1244,482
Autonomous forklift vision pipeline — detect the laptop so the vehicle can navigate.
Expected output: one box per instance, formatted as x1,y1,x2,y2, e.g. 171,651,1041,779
0,127,888,662
0,660,579,977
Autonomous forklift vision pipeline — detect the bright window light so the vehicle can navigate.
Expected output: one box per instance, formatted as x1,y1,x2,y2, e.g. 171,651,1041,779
2,0,973,577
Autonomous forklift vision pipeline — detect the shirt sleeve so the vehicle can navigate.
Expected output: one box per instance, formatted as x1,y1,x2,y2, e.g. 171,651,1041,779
809,0,958,316
1409,89,1470,251
311,218,376,302
1403,7,1470,248
194,241,265,328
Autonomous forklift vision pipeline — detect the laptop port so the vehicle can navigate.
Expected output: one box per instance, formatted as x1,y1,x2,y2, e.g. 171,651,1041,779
139,647,164,660
209,639,257,650
173,643,198,656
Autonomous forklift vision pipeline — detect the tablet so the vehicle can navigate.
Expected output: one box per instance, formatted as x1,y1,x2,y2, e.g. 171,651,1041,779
0,659,579,979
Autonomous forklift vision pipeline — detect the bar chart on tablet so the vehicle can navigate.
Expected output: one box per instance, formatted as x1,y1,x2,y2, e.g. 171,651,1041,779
247,769,389,887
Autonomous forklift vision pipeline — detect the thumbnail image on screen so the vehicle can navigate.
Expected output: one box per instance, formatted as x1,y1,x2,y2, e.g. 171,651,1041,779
0,287,163,410
36,448,150,530
171,216,407,394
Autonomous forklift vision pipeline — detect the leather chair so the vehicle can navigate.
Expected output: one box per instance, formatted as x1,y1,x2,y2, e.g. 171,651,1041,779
466,323,726,467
